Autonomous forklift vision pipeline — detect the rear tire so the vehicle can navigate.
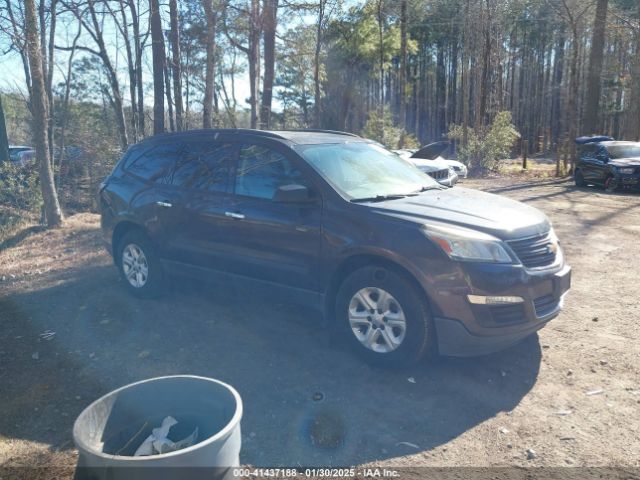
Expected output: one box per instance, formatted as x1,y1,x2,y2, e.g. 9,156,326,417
335,266,433,367
574,169,586,187
116,230,166,298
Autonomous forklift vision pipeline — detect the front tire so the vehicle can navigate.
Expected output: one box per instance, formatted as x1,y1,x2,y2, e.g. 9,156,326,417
604,175,618,193
117,230,166,298
574,169,586,187
335,266,433,367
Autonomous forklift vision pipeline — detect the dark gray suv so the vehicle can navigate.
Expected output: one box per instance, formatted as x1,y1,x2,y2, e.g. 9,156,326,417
99,129,571,366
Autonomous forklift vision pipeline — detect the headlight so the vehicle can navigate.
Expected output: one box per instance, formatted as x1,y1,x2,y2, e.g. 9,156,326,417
422,224,513,263
618,167,635,175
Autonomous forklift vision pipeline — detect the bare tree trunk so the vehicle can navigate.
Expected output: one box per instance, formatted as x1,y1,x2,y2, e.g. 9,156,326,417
249,0,261,128
313,0,325,128
202,0,218,129
376,0,384,110
435,40,446,139
169,0,184,131
260,0,278,129
0,94,9,162
583,0,608,135
56,22,81,182
219,65,237,127
149,0,165,134
222,0,260,128
551,29,565,150
108,0,138,141
68,0,130,149
565,29,580,173
128,0,145,137
461,0,470,147
165,59,175,131
628,3,640,141
45,0,58,160
398,0,407,133
24,0,63,227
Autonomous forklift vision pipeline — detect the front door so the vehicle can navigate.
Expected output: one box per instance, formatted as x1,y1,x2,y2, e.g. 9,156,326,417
220,142,323,293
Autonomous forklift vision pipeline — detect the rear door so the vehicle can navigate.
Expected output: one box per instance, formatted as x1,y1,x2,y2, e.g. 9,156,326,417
579,144,601,183
161,139,237,271
220,142,323,292
123,141,189,251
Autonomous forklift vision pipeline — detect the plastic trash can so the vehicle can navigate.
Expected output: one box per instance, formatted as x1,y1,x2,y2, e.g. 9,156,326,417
73,375,242,480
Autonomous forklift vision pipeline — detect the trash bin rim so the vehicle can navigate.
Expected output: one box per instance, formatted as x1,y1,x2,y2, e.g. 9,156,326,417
72,375,243,461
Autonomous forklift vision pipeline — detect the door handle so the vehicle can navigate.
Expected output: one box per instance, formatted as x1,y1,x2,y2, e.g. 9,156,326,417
156,201,173,208
225,211,245,220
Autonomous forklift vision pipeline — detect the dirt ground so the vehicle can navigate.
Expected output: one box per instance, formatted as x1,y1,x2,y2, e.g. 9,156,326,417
0,177,639,477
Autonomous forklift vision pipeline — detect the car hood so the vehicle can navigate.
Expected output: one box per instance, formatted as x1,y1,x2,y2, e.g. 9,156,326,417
610,158,640,167
434,156,466,169
369,187,550,240
410,157,450,172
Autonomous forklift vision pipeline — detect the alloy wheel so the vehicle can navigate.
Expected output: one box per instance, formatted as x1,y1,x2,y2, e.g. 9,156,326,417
121,243,149,288
348,287,407,353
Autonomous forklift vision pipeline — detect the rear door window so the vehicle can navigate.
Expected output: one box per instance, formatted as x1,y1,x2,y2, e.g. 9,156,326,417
126,143,181,182
166,142,235,192
580,145,596,161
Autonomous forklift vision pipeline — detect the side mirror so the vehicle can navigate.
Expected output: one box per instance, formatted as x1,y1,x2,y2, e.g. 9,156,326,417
273,184,314,203
597,152,608,162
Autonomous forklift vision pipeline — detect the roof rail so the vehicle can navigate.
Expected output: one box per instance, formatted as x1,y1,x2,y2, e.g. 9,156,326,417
141,128,361,145
575,135,614,145
142,128,290,142
284,129,361,138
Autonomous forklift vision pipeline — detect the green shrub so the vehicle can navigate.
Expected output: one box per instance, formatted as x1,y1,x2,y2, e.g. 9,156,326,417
0,162,42,242
447,111,520,170
0,162,41,212
361,108,420,150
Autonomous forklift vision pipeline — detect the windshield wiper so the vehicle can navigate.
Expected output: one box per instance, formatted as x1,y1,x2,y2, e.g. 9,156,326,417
350,193,417,203
413,185,444,193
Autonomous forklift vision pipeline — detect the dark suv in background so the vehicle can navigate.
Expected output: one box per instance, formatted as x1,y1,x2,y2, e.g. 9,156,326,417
574,136,640,192
99,129,571,366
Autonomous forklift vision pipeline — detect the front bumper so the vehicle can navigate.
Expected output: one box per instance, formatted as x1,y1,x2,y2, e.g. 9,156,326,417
437,172,459,187
616,173,640,189
422,261,571,356
452,167,468,179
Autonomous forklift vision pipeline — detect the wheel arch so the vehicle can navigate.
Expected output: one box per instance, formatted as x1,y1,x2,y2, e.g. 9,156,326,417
324,253,431,325
111,221,148,264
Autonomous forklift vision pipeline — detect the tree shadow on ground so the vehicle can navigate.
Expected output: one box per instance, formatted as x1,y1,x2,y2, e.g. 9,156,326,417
0,225,45,251
0,264,541,467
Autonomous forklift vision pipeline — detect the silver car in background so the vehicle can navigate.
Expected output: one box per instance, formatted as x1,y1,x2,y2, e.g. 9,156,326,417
394,141,468,186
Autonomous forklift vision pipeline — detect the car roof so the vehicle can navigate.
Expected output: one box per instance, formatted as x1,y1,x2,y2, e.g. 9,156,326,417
600,141,640,147
8,145,33,149
139,129,364,147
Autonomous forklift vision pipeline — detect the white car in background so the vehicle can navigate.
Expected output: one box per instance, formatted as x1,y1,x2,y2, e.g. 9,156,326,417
394,141,468,186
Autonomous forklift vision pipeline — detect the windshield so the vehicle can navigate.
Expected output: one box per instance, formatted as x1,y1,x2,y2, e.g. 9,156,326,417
606,144,640,159
295,142,440,200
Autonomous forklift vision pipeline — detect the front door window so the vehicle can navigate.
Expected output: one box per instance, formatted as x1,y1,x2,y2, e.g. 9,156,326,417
234,144,307,199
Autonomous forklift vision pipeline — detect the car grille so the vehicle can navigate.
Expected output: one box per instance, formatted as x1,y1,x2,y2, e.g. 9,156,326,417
534,294,560,317
507,232,557,268
426,168,449,180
